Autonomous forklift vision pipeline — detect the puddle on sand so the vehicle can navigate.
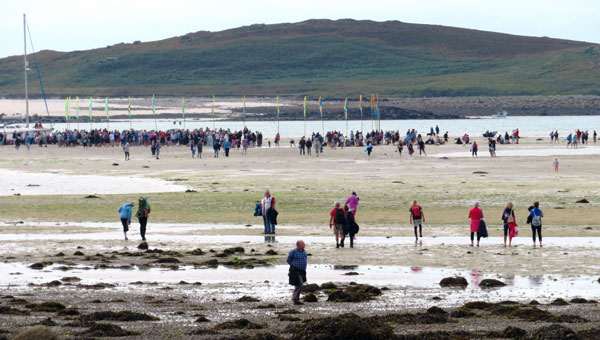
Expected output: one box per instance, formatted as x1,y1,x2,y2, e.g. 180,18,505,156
2,263,598,307
436,145,600,158
0,168,187,196
0,231,598,249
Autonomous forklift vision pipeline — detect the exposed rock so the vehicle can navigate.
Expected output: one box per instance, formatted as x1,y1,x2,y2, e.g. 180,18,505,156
213,318,263,330
303,293,318,303
291,313,395,340
138,242,149,250
13,326,58,340
575,198,589,203
43,280,63,287
439,276,468,287
84,195,100,199
195,315,210,323
320,282,337,289
426,306,448,315
154,257,181,264
450,309,476,318
31,302,66,312
531,324,578,340
550,298,569,306
301,284,320,293
265,249,278,255
479,279,506,288
502,326,528,339
81,311,160,322
37,317,57,326
29,263,45,270
237,296,260,302
60,277,81,283
79,323,139,337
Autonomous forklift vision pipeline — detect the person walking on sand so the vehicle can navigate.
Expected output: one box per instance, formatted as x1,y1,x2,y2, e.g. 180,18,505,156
365,141,373,158
501,202,517,247
287,240,307,305
502,202,518,247
471,141,478,157
410,200,425,242
261,190,276,234
345,205,358,248
155,141,161,159
469,202,484,247
190,140,196,158
553,158,559,172
136,197,151,241
118,202,133,240
344,192,359,216
123,143,130,160
530,201,544,247
329,201,346,248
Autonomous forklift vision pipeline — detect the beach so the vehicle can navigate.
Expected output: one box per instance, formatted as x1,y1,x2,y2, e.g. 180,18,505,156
1,136,599,339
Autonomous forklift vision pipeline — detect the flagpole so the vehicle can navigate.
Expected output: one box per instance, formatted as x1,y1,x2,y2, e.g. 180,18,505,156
182,97,185,130
89,97,93,131
359,94,363,133
319,96,324,138
212,94,216,130
303,96,307,137
243,95,246,130
276,96,280,136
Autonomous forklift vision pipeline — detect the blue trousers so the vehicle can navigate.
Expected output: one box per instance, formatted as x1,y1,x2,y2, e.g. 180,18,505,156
263,215,275,234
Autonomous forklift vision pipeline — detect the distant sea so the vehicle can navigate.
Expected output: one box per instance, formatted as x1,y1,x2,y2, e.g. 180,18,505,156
48,116,600,138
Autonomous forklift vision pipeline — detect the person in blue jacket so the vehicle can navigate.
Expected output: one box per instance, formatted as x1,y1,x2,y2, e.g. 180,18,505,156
118,202,134,240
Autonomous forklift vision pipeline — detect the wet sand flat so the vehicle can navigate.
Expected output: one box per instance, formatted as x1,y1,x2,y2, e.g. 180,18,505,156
1,137,600,339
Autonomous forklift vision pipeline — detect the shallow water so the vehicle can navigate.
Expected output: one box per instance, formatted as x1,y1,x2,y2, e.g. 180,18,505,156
0,168,188,196
0,230,597,249
3,263,598,306
436,145,600,158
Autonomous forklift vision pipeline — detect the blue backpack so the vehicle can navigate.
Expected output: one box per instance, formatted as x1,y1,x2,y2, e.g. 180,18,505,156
254,202,262,217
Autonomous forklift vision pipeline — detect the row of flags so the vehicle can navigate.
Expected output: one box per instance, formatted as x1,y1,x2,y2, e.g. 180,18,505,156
63,94,380,121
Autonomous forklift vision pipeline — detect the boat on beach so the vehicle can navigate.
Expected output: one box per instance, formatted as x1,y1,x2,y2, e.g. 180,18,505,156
492,111,509,119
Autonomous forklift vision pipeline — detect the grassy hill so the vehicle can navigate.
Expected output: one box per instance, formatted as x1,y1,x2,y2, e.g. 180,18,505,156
0,19,599,98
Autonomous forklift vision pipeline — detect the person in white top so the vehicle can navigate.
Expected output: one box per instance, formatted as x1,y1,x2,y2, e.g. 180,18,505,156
261,189,276,234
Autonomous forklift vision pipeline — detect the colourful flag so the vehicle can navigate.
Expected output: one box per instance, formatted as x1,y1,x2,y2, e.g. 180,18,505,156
276,96,280,118
370,94,375,118
88,97,93,120
64,97,70,121
75,97,79,120
212,94,215,118
181,97,185,119
105,97,109,121
344,97,348,120
376,93,380,119
151,94,156,116
359,95,363,119
319,96,323,118
303,96,307,119
127,97,132,118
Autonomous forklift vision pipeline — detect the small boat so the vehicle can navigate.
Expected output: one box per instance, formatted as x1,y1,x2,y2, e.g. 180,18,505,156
483,130,497,138
492,111,508,119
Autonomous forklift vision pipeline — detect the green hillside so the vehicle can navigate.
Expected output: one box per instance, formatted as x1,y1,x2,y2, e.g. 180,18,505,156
0,19,599,98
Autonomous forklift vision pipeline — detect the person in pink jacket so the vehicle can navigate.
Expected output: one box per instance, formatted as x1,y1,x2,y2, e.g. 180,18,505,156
468,202,484,247
344,192,359,216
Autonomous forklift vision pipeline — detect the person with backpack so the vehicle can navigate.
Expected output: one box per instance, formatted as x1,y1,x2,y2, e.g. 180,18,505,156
502,202,517,248
118,202,133,240
344,204,359,248
409,200,425,242
261,190,276,234
136,197,151,241
329,201,346,248
530,201,544,247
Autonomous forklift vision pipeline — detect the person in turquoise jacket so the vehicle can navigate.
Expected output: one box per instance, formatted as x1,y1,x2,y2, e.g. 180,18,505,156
118,202,134,240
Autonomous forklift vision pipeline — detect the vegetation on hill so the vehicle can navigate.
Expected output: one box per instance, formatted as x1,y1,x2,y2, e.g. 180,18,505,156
0,19,598,98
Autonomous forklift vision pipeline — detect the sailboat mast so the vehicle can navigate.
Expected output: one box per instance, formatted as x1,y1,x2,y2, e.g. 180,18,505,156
23,14,29,128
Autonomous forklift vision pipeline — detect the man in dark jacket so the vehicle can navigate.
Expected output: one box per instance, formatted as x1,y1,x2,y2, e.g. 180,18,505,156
287,240,307,305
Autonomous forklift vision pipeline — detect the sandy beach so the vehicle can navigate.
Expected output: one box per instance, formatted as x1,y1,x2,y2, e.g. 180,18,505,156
1,137,599,339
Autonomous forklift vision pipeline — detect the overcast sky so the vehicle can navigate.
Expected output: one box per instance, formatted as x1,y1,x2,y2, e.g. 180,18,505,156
1,0,598,58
